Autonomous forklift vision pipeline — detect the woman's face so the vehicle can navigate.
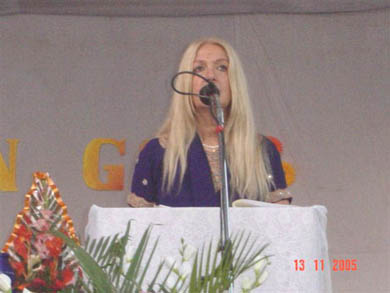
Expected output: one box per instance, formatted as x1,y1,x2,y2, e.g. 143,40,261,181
192,43,232,110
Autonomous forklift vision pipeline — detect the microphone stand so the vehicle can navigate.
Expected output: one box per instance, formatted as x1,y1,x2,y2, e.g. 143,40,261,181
170,72,234,291
210,94,234,293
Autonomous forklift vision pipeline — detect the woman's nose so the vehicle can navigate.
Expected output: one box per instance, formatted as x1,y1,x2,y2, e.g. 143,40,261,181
204,67,216,81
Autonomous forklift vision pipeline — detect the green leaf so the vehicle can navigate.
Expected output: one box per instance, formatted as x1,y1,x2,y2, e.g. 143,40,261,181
137,237,160,288
147,261,165,291
121,225,154,292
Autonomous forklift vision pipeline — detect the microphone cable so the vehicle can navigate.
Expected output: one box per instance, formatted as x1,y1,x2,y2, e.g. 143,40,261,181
171,71,211,99
170,71,220,123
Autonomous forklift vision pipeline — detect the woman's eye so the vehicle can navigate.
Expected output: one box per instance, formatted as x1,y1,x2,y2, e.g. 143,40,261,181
217,65,228,72
193,65,204,73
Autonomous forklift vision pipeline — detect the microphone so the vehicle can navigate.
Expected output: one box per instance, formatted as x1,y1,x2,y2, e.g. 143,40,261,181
199,82,220,105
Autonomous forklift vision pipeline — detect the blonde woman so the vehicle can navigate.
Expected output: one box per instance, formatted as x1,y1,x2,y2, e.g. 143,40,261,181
128,38,292,207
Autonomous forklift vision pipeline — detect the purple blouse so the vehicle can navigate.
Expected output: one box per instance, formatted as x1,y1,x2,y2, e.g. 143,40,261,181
131,134,287,207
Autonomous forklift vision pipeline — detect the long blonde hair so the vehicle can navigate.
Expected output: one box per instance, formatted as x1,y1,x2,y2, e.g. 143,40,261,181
157,38,272,201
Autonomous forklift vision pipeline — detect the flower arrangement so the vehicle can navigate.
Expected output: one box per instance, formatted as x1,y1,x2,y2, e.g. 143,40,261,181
2,172,271,292
2,172,82,292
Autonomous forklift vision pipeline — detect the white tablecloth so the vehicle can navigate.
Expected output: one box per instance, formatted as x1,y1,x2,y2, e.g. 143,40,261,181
85,205,332,292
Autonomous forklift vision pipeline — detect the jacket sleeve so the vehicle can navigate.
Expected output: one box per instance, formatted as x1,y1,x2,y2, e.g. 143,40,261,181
129,139,161,207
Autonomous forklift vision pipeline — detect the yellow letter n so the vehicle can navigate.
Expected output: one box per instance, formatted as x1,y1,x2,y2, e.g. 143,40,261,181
0,139,19,191
83,138,125,190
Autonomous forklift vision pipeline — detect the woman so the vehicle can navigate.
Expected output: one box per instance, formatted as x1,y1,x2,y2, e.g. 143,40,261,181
128,38,292,207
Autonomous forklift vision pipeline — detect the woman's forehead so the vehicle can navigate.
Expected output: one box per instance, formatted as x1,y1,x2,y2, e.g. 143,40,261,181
195,43,228,61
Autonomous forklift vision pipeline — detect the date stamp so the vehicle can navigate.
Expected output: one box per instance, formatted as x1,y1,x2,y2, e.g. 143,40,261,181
294,259,358,271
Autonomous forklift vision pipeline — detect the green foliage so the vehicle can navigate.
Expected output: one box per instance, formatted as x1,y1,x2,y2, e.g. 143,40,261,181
184,231,269,293
54,223,270,293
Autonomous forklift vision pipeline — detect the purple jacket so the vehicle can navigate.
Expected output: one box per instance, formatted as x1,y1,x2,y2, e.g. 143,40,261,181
131,134,287,207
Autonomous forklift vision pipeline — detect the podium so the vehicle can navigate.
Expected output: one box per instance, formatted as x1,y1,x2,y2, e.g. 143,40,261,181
85,205,332,292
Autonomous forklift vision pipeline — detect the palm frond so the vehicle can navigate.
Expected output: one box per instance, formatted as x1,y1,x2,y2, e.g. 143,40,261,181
53,222,270,293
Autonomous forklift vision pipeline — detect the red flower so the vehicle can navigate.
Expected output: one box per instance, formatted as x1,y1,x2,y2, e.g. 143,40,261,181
14,237,28,260
45,237,63,258
23,213,32,225
267,136,283,153
29,277,47,289
52,279,66,290
15,224,32,241
50,268,74,290
49,259,58,282
10,260,25,276
62,267,74,285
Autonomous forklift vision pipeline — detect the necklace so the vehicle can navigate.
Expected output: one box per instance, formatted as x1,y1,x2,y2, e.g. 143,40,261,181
202,143,219,153
202,143,219,149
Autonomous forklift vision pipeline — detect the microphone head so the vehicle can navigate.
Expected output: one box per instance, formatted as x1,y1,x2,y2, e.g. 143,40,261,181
199,82,220,105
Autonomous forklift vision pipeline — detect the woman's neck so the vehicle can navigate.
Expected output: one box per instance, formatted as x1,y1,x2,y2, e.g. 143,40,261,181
195,109,221,146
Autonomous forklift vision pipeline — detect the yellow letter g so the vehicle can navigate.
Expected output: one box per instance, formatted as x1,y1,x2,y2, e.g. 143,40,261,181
83,138,125,190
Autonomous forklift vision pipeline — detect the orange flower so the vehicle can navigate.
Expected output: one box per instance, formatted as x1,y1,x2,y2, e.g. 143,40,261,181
16,283,27,291
282,161,296,186
34,172,48,180
45,237,63,258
